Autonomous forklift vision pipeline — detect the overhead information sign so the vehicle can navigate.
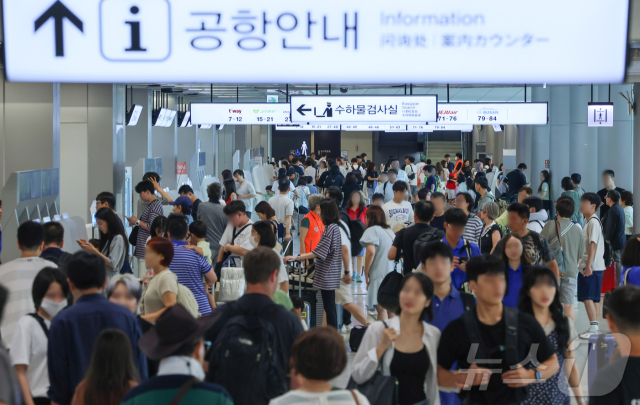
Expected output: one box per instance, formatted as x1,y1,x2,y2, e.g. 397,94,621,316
433,103,548,125
343,124,408,131
290,96,438,123
587,103,614,127
426,124,474,132
275,124,341,131
191,103,291,125
4,0,628,83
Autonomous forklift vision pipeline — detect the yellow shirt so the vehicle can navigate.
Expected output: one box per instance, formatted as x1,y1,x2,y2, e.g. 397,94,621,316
197,241,213,265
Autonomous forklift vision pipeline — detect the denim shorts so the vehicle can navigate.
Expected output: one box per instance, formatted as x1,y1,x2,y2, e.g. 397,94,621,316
577,271,604,302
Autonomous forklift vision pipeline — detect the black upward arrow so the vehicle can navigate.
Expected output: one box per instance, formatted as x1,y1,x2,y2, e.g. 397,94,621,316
35,1,83,57
297,104,312,116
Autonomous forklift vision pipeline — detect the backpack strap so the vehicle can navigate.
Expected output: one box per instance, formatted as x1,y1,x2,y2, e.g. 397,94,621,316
383,181,388,194
168,377,200,405
460,293,476,312
461,310,488,362
462,239,472,259
350,390,361,405
28,313,48,338
231,224,252,244
503,306,524,403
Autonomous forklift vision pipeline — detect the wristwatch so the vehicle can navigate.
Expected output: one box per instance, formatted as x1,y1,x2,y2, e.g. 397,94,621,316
344,270,350,275
578,398,588,404
134,220,140,227
296,255,301,261
534,369,542,381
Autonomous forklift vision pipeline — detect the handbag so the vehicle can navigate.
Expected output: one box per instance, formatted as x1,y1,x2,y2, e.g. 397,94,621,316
346,322,399,405
128,225,139,246
377,261,403,313
549,220,573,276
119,257,133,274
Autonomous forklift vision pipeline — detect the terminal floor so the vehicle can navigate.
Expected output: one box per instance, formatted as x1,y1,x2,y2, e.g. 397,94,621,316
287,225,604,402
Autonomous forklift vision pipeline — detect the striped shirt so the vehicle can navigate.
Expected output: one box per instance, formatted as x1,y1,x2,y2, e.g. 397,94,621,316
311,223,342,290
169,240,214,315
463,213,484,244
135,199,164,258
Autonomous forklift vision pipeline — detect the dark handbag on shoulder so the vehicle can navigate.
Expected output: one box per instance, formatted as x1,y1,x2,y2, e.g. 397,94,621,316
349,325,367,352
346,321,398,405
377,262,403,313
120,257,133,275
128,225,139,246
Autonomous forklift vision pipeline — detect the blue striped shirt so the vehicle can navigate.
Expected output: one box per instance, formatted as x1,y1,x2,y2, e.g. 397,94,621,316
169,240,213,315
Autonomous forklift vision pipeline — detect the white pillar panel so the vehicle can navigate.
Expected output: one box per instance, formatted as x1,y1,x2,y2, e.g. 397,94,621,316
569,85,598,193
548,86,570,203
530,86,551,191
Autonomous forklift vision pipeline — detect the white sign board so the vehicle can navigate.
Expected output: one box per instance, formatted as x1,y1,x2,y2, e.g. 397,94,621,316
587,103,614,127
191,103,291,125
3,0,628,83
290,96,437,123
275,124,341,131
425,124,474,132
434,103,548,125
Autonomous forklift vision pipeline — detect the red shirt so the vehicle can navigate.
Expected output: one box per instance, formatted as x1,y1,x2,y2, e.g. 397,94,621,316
347,206,367,223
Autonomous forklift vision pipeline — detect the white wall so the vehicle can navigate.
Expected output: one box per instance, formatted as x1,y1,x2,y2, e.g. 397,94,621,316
341,131,372,161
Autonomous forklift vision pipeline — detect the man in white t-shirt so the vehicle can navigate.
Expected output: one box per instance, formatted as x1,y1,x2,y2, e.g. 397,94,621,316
218,201,254,259
0,221,57,347
234,170,257,219
390,158,408,183
416,154,427,187
382,181,415,232
404,156,419,202
269,178,295,254
336,220,368,331
578,192,607,339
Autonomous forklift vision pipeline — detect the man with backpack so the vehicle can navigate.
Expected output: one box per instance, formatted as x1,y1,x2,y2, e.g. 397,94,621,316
441,208,481,291
437,255,559,405
523,196,548,233
475,176,495,212
40,222,72,273
347,157,365,185
388,201,444,275
492,203,560,279
404,155,419,202
421,241,475,405
374,168,398,203
321,161,345,190
205,247,304,405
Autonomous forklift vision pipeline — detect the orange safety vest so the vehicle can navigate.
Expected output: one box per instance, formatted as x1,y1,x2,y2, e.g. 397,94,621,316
302,211,324,253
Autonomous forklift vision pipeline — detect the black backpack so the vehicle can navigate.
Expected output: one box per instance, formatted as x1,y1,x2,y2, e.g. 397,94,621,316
339,218,365,258
412,228,443,266
460,306,524,403
208,314,287,405
351,167,363,184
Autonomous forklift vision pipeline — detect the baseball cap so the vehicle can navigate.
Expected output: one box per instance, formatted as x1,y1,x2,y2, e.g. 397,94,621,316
169,196,193,210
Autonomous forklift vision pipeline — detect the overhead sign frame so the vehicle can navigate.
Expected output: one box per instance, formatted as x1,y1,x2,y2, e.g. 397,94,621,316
290,95,438,124
433,102,548,125
190,102,292,125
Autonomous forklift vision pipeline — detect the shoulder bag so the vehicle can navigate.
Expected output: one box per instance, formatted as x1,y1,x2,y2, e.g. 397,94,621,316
549,221,573,276
346,321,399,405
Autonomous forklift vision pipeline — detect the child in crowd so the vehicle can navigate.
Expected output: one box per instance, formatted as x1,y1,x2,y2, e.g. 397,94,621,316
184,220,215,309
264,185,275,202
290,295,309,331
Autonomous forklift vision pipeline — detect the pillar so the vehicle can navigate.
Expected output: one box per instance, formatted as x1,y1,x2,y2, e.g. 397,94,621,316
112,85,126,218
530,86,550,191
548,86,570,203
597,84,633,190
494,125,505,167
569,85,599,193
633,83,640,229
485,125,496,162
516,124,532,172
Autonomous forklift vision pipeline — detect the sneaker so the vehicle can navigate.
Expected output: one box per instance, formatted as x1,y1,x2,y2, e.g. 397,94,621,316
340,325,347,334
345,323,354,332
579,326,601,340
356,275,363,283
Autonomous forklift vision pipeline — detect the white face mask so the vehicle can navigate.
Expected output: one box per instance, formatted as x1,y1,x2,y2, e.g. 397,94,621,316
249,236,259,248
40,298,67,318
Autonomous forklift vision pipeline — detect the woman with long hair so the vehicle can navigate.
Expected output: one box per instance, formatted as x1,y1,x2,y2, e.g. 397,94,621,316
361,205,395,321
346,190,368,282
435,162,447,191
223,179,237,204
342,172,361,209
352,273,440,405
285,199,343,329
255,200,281,241
538,170,551,212
365,162,379,198
518,266,583,405
71,329,138,405
78,207,129,278
500,233,531,308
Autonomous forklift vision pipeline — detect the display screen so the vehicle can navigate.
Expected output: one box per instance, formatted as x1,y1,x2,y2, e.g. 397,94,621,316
2,0,628,84
127,105,144,126
192,103,291,125
433,103,548,125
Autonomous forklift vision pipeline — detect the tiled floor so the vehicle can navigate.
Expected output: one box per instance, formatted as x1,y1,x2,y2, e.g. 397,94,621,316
289,228,605,403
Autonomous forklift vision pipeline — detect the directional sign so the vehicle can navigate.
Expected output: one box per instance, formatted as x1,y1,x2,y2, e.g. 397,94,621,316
290,96,438,123
433,103,548,125
191,103,292,125
2,0,629,83
587,102,614,127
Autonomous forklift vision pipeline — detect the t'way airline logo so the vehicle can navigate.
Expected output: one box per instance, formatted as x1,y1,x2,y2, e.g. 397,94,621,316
438,110,458,115
228,109,242,113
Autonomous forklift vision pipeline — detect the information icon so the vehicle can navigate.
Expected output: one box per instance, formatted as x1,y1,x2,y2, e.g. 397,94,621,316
100,0,171,61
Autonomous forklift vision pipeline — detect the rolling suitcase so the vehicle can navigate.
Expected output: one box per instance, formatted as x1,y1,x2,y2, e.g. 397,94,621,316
588,333,617,388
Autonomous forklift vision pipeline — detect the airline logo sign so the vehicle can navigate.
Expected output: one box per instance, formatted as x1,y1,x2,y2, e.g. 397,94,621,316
2,0,629,83
432,103,548,125
191,103,291,125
